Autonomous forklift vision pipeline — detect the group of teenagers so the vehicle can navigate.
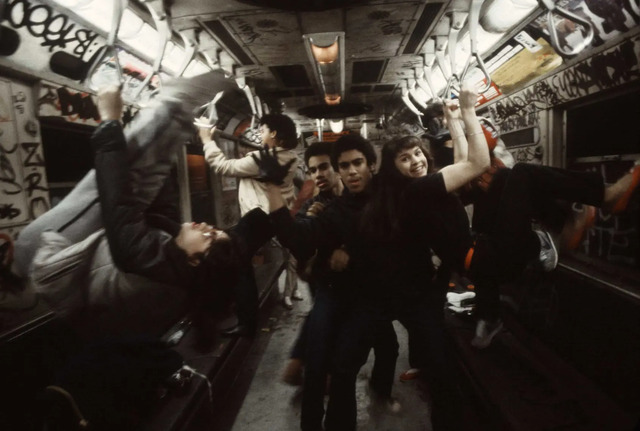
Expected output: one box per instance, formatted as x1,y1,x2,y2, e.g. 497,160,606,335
7,79,639,431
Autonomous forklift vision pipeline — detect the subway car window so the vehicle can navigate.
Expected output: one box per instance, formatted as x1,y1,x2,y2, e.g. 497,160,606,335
1,0,639,430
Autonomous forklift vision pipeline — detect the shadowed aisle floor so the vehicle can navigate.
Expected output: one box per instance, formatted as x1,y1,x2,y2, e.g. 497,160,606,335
230,275,434,431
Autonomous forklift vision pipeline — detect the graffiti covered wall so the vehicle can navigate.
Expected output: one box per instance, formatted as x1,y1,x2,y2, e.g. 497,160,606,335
483,33,640,269
0,79,49,251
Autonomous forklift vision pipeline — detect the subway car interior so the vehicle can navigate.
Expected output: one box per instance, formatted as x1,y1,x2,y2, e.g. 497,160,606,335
0,0,639,430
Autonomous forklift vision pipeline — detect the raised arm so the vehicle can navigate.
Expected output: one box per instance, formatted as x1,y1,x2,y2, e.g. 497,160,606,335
93,86,191,284
438,81,491,193
199,124,261,177
449,117,468,164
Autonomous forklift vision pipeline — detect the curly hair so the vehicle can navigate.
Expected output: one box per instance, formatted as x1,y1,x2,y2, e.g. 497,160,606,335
303,141,333,167
330,134,376,170
259,114,298,149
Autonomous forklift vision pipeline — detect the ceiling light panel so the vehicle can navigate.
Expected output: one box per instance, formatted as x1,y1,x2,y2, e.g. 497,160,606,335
346,3,422,59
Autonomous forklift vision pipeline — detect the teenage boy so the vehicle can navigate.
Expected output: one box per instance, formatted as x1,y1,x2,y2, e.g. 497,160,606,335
199,114,298,337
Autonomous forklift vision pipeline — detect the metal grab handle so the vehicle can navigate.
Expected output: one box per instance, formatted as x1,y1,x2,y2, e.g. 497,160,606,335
460,0,492,93
236,76,259,120
414,67,433,102
408,78,428,108
538,0,594,58
443,11,469,98
400,80,423,117
132,1,172,100
84,0,127,88
422,39,439,100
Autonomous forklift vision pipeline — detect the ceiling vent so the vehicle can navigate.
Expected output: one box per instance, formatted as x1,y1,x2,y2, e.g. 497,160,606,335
351,85,372,93
402,2,444,54
270,65,312,88
202,20,255,65
351,60,386,84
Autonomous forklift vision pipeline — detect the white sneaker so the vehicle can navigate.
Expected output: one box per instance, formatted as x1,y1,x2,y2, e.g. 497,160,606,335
471,319,503,349
446,291,476,307
534,229,558,272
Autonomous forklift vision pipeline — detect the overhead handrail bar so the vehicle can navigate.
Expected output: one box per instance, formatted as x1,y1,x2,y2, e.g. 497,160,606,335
422,39,439,101
434,36,451,96
460,0,492,93
537,0,594,58
84,0,127,89
443,10,469,99
131,0,172,100
176,31,198,77
400,80,424,117
236,76,259,122
254,93,263,119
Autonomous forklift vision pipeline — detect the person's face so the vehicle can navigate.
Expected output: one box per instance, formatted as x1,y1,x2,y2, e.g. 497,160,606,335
259,124,276,148
307,154,338,192
394,145,428,178
337,149,372,193
177,222,230,266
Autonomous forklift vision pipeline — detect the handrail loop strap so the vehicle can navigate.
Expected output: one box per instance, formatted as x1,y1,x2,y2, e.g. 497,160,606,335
84,0,127,89
538,0,594,58
132,0,173,100
460,0,492,94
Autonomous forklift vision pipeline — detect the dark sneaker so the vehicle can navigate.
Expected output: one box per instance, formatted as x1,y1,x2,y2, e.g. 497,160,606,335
471,319,503,349
281,358,304,386
535,229,558,272
446,291,476,307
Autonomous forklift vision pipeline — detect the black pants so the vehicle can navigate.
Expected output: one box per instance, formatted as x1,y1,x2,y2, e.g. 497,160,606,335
470,163,604,320
300,285,398,431
233,257,259,330
324,292,457,431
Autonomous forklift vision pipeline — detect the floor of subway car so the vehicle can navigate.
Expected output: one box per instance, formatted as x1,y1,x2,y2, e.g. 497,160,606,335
223,274,486,431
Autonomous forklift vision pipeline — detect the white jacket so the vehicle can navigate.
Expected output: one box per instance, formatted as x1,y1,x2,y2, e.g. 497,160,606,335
204,140,298,215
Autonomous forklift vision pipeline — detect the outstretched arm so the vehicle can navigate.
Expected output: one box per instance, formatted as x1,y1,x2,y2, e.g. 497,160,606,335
438,81,490,193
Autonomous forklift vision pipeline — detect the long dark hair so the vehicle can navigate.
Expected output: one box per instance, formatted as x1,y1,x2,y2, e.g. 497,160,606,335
359,136,432,243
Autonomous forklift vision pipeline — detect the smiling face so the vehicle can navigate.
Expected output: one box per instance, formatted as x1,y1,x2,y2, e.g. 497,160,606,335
337,149,373,193
394,145,428,178
308,154,338,192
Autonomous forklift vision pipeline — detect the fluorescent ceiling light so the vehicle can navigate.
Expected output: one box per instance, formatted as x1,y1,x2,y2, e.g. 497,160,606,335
121,23,159,58
183,60,210,78
119,9,144,39
329,119,344,133
481,0,538,33
67,0,114,33
304,32,345,105
161,42,185,76
311,39,339,64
